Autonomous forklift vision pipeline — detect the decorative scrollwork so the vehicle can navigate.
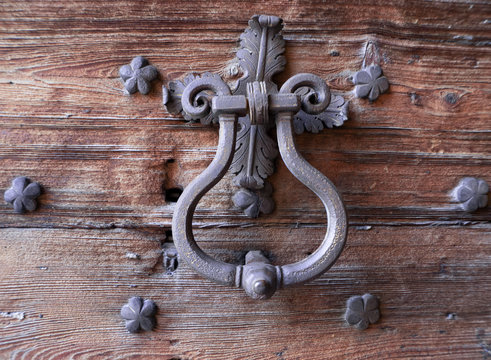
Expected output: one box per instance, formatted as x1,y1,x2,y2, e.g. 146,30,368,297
234,15,286,95
181,75,230,120
229,117,278,190
163,72,224,125
293,92,349,135
280,73,331,114
225,15,287,216
165,15,349,300
162,15,349,218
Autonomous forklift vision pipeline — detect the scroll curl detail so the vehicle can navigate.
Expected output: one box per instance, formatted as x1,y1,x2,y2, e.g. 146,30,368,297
164,72,226,125
280,73,331,114
181,75,230,120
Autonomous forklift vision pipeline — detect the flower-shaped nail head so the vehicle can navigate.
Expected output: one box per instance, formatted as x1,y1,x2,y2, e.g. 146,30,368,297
120,296,157,333
119,56,158,95
4,176,41,213
232,182,274,218
345,293,380,330
352,64,389,102
451,177,488,212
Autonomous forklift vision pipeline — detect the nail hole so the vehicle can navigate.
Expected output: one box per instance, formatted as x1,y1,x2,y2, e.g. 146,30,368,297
445,312,456,320
162,240,178,274
165,229,173,242
166,158,175,164
165,187,183,203
164,254,178,273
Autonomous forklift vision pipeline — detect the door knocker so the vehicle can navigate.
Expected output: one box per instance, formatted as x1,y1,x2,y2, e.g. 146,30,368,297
163,15,348,299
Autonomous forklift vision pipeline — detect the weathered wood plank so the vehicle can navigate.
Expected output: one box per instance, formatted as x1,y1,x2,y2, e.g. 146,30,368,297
0,123,489,228
0,1,490,358
0,227,490,359
0,1,489,228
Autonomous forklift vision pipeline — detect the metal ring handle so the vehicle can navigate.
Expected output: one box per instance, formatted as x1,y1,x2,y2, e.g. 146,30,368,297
277,74,347,287
171,74,347,299
172,113,239,286
172,76,240,286
275,114,347,286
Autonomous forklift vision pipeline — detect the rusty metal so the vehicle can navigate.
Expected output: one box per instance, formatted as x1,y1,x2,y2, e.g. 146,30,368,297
164,15,348,300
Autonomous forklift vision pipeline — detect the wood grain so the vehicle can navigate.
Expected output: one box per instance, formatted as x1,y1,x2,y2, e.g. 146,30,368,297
0,227,490,359
0,0,490,359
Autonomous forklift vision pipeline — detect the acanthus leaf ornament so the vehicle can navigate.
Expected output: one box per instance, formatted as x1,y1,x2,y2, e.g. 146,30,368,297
233,15,286,96
229,115,278,190
293,92,349,135
162,15,348,300
163,72,220,125
164,15,349,218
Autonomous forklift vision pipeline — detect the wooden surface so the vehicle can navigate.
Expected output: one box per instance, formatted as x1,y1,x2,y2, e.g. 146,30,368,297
0,1,490,359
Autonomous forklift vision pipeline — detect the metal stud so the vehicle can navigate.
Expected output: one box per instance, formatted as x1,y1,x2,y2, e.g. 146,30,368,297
352,41,389,102
451,177,488,212
353,64,389,102
120,297,157,333
345,293,380,330
119,56,158,95
4,176,41,213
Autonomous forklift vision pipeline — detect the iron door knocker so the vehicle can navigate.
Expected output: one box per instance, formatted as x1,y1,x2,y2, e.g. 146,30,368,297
163,15,347,299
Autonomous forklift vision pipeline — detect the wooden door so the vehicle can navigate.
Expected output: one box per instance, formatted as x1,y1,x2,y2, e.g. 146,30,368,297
1,1,490,359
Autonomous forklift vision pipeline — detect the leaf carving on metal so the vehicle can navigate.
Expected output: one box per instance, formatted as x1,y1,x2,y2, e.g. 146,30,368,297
228,15,285,195
234,15,286,95
293,90,349,135
161,14,350,218
163,72,220,125
230,117,278,190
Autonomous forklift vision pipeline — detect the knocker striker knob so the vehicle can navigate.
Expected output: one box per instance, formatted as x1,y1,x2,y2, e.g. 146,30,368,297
165,15,348,300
